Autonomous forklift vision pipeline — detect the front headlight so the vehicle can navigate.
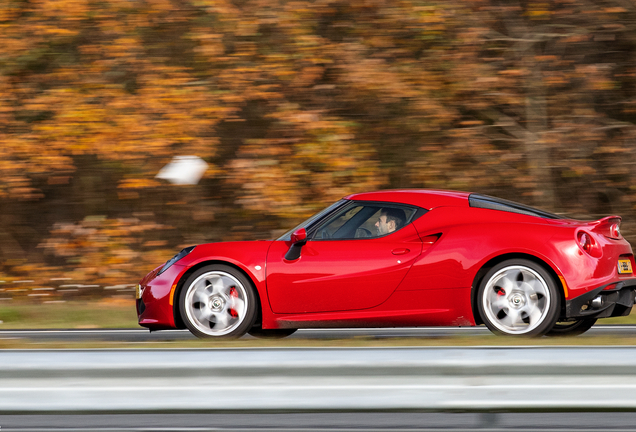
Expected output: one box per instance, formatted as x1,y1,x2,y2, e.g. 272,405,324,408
157,246,196,276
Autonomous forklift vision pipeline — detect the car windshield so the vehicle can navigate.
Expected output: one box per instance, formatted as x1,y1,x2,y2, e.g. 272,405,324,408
277,200,348,241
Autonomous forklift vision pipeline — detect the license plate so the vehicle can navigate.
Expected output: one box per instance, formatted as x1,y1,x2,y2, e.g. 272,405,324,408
135,284,143,299
618,259,633,274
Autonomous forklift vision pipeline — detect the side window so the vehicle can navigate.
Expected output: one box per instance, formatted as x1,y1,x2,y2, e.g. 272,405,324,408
312,203,416,240
313,205,363,239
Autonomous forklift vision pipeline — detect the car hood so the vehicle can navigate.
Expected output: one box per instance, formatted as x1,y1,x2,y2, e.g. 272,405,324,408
180,240,276,270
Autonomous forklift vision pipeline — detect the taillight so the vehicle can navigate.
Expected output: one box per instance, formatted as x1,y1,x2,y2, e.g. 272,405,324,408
578,232,593,254
610,223,621,239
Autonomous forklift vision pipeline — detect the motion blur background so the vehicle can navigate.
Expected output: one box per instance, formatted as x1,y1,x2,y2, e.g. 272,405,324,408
1,0,636,304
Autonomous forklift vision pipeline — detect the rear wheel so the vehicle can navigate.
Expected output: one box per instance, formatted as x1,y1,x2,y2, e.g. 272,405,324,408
546,318,597,337
179,264,257,339
477,259,560,336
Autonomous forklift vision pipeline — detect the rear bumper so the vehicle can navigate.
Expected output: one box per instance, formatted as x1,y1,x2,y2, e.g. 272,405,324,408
565,279,636,319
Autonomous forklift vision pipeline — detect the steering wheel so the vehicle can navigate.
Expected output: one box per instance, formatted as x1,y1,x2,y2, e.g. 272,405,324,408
319,229,331,239
355,228,373,238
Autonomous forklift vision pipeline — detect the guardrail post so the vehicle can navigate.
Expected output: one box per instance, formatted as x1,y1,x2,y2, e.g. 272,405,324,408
479,412,499,428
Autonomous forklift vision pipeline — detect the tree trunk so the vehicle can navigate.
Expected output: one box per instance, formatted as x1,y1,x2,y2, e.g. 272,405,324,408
524,46,555,211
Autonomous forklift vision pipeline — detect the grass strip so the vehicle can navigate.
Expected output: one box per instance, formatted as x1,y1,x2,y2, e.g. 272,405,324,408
1,334,636,350
0,299,138,329
0,300,636,349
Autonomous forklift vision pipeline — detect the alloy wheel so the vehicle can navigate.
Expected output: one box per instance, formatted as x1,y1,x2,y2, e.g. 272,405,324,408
183,270,250,337
481,265,552,335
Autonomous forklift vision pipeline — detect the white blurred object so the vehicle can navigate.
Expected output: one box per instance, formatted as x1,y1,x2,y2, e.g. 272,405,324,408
156,156,208,185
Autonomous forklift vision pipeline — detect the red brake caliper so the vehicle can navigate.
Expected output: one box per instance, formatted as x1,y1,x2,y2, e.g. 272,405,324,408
496,288,506,296
229,287,239,318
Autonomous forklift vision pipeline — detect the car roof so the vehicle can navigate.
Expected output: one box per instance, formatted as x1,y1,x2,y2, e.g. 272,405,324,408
344,189,470,210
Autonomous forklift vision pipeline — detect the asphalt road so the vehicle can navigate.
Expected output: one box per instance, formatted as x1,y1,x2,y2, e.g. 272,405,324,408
2,412,636,431
1,324,635,342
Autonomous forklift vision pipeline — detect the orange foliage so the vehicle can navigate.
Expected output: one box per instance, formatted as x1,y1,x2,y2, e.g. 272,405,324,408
1,0,636,289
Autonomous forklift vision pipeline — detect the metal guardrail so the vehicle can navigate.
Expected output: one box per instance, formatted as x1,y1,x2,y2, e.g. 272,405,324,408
2,346,636,413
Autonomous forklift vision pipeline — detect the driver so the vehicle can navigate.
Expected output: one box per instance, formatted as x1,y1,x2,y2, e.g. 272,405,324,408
375,208,406,236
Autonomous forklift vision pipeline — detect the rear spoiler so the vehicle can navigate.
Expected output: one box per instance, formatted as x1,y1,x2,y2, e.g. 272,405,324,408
587,215,622,239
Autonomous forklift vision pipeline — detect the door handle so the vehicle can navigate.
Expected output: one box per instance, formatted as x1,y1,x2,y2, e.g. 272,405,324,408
392,248,410,255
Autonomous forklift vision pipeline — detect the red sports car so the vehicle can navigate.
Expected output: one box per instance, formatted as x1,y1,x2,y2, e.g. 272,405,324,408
136,190,636,338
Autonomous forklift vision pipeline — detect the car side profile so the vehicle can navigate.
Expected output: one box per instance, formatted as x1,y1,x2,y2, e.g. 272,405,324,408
136,189,636,338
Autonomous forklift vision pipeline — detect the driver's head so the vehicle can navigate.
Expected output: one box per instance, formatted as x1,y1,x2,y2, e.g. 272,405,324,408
375,208,406,235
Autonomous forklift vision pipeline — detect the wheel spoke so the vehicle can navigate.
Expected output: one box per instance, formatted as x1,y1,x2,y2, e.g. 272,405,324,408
193,290,209,305
193,304,213,323
229,296,245,317
500,308,522,328
214,311,230,329
528,307,542,326
526,278,547,297
491,298,507,312
523,305,542,326
496,276,514,294
192,278,211,295
485,289,501,308
200,275,221,295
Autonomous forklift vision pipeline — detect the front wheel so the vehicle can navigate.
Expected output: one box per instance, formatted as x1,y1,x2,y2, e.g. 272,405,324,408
545,318,597,337
477,259,560,336
179,264,257,339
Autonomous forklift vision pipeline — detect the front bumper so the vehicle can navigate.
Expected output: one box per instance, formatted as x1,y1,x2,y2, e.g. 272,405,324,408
565,279,636,319
137,263,188,330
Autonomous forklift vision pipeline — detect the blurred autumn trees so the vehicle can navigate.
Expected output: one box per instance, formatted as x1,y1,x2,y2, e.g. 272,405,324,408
2,0,636,288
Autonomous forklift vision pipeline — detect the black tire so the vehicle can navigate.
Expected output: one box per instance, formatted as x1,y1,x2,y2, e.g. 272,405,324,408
477,259,561,337
545,318,597,337
248,327,298,339
178,264,257,339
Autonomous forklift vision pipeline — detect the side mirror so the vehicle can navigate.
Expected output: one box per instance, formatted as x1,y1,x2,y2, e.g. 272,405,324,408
285,228,307,261
291,228,307,245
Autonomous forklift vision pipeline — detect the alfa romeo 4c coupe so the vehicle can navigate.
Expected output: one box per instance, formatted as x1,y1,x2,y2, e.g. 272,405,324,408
136,190,636,338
